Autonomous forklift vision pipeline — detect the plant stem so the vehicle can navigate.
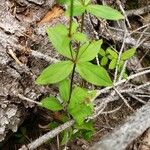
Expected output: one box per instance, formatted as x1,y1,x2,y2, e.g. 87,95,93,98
68,12,85,101
68,64,76,100
81,13,85,32
68,0,74,59
68,0,73,37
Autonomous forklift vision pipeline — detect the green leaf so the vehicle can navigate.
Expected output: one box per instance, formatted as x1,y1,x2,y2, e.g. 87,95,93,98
85,0,91,5
48,122,60,130
61,128,73,145
73,32,87,42
109,59,117,69
36,61,73,85
76,62,112,86
47,24,73,59
108,55,113,60
86,5,124,20
82,130,93,141
59,79,70,102
68,87,88,108
121,48,136,60
118,60,124,70
65,4,86,16
67,87,93,125
41,96,63,111
61,130,68,145
60,114,70,123
87,90,96,103
123,72,128,79
69,99,92,125
107,48,118,59
74,121,94,131
99,48,106,56
100,56,108,66
71,21,79,34
77,40,102,62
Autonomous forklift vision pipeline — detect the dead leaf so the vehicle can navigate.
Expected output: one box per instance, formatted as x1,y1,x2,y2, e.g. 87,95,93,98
38,5,64,25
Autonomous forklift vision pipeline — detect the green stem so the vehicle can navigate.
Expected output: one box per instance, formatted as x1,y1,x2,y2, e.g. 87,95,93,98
81,13,85,32
68,0,74,37
68,12,85,102
68,64,76,100
68,0,74,59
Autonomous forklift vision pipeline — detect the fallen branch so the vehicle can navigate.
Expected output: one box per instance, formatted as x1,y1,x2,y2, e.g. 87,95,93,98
19,120,75,150
31,50,59,63
11,43,59,63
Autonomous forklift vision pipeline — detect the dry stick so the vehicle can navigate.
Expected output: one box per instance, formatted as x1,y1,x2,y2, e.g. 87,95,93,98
129,23,150,36
136,49,150,70
137,66,150,71
100,105,122,115
114,87,134,111
10,43,59,63
118,60,127,81
126,5,150,17
108,23,150,36
91,92,119,120
135,27,150,48
113,26,127,83
18,94,42,105
95,91,122,116
120,82,150,93
116,0,131,28
7,48,22,65
136,94,150,98
19,69,150,150
128,93,146,104
104,27,150,49
31,50,59,63
90,103,107,120
113,33,125,83
136,37,149,49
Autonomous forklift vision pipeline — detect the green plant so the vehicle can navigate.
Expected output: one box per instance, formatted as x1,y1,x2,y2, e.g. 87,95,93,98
99,47,136,77
35,0,126,144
